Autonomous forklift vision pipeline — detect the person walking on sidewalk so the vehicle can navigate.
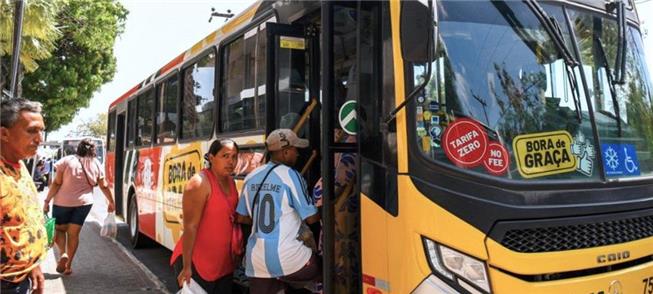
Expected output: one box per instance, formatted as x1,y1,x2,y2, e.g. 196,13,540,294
0,98,48,294
236,129,321,294
43,138,115,275
171,139,240,293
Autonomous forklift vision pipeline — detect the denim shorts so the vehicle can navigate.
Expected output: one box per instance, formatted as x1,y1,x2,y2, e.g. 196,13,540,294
0,276,32,294
52,204,93,225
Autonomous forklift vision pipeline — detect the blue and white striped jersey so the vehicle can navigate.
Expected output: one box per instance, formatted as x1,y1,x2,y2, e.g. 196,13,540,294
236,162,317,278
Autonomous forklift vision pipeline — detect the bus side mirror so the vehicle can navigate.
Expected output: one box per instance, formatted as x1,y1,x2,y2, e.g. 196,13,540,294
401,1,436,63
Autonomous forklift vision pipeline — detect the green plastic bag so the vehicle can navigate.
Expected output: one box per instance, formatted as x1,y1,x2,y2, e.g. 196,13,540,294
44,214,56,247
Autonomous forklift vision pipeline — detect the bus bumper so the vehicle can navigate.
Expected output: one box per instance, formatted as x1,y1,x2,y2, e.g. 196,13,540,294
489,259,653,294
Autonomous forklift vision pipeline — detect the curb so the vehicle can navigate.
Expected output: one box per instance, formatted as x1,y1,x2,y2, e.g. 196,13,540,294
86,215,171,294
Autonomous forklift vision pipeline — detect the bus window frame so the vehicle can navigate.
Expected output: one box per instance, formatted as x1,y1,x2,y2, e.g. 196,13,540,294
154,70,181,147
126,96,138,150
216,15,277,137
178,47,218,144
136,85,156,148
107,110,117,152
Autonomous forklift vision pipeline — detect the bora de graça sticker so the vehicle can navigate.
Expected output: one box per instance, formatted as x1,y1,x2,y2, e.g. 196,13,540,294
513,130,576,178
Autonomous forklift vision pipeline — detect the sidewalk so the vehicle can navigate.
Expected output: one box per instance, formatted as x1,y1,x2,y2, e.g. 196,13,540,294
40,189,170,294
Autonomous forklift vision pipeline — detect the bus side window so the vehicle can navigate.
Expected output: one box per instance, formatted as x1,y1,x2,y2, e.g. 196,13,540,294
127,99,137,148
156,74,179,144
181,51,216,140
137,88,155,146
108,111,116,152
221,23,267,133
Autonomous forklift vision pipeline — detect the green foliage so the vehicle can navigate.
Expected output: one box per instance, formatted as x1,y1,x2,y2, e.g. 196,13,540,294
21,0,127,131
70,112,107,138
0,0,63,73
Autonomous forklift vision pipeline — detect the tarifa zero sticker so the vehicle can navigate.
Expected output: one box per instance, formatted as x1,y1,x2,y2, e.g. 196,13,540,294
442,118,488,168
513,130,576,178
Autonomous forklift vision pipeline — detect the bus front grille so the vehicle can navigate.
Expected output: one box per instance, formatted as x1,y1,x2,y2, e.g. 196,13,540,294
496,212,653,253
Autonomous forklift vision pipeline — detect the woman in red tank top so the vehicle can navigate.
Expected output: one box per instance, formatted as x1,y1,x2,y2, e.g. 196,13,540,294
170,139,240,293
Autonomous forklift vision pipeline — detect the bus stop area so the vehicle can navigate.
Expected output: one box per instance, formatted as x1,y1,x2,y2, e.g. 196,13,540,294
38,189,170,294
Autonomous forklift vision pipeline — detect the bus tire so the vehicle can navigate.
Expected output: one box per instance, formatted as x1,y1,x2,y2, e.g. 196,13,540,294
128,195,151,248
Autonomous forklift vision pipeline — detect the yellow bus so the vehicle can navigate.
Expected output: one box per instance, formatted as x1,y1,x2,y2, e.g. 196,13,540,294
106,0,653,293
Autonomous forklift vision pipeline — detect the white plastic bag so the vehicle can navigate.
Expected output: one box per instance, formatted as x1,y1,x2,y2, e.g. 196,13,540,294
100,212,117,238
176,279,207,294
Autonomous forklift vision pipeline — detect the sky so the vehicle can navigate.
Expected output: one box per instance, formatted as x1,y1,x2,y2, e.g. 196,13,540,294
48,0,653,141
48,0,254,140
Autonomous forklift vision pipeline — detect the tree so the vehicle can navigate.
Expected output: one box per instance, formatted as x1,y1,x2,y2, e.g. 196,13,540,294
70,112,107,138
0,0,63,92
21,0,127,131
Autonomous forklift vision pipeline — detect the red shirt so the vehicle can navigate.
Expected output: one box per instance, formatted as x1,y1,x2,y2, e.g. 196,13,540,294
170,169,238,281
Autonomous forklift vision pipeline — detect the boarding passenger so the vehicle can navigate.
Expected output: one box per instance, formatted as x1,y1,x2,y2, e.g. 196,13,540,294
236,129,321,294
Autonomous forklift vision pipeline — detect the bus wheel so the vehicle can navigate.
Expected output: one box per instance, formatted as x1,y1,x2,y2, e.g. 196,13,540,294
128,195,151,248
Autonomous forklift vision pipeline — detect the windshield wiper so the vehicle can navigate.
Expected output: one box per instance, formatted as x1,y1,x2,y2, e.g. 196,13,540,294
524,1,583,123
609,0,627,84
384,0,434,126
564,62,583,123
524,0,577,66
596,36,623,135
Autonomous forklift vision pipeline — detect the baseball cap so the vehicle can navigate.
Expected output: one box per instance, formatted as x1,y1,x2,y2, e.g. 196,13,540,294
266,129,309,151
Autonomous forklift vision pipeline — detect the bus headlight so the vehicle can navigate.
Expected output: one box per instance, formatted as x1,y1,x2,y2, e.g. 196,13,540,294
423,237,491,293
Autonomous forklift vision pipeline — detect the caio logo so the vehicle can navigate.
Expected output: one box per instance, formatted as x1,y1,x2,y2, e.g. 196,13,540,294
596,251,630,264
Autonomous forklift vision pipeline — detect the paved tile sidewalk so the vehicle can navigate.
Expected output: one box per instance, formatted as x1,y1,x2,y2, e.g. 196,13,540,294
42,221,169,294
40,187,170,294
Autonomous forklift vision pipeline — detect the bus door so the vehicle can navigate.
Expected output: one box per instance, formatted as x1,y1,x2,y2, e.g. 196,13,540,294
265,22,321,182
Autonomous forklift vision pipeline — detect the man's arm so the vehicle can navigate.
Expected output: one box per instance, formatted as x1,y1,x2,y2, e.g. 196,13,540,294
304,212,320,225
236,183,252,224
30,265,45,294
289,169,319,222
236,213,252,225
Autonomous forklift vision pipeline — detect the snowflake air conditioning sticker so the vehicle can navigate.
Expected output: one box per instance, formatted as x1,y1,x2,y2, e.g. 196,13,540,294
601,143,640,177
571,131,595,176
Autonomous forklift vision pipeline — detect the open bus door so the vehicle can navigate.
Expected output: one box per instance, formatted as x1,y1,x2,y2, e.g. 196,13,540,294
266,19,331,288
265,22,321,186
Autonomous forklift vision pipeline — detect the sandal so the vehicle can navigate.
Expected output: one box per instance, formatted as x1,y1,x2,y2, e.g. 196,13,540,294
63,267,73,275
56,254,68,273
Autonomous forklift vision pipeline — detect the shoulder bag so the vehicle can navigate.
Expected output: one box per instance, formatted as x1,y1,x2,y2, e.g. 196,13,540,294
78,156,97,188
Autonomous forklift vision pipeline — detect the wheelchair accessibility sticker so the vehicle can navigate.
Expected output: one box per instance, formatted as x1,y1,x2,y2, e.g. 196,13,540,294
601,143,640,177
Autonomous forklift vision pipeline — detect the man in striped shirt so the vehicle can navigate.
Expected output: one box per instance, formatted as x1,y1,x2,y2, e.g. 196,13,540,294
236,129,320,294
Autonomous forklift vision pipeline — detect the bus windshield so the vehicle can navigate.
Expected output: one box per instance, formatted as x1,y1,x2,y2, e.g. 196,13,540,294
62,138,105,164
411,0,653,181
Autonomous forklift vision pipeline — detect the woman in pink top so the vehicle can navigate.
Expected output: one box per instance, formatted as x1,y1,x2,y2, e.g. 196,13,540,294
170,139,240,293
43,139,115,275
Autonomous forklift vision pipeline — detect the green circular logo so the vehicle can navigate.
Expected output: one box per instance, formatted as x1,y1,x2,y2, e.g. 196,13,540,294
338,100,358,135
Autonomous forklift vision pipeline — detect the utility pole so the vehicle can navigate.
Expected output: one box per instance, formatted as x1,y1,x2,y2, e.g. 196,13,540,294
9,0,25,99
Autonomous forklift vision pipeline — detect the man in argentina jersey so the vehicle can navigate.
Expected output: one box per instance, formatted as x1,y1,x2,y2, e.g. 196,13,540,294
236,129,320,293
